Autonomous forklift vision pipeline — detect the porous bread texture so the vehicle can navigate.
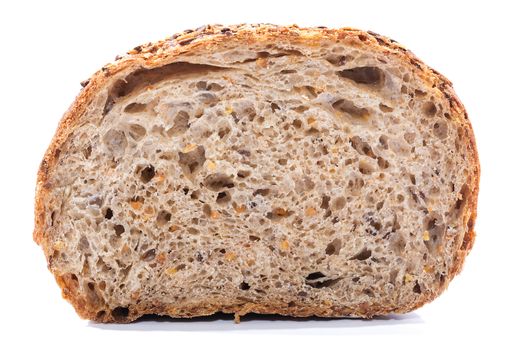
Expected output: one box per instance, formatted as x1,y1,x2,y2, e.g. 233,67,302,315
34,25,479,323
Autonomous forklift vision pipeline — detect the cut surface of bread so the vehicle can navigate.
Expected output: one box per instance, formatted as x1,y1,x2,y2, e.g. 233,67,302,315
34,24,479,323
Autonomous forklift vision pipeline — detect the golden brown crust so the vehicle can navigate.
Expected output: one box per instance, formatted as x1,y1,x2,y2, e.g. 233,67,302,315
34,24,480,322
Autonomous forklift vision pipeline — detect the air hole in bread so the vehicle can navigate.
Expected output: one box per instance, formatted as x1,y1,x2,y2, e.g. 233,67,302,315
78,236,90,252
196,81,207,90
350,136,376,158
249,235,260,241
305,272,342,288
83,145,92,159
321,195,330,210
50,211,56,226
278,158,288,166
178,146,206,176
207,82,224,91
379,103,394,113
111,307,129,321
294,86,318,99
240,281,251,290
202,204,212,217
198,92,219,107
358,160,374,175
156,210,171,226
280,69,297,74
292,105,310,113
204,173,234,191
364,213,382,235
127,124,146,141
141,249,156,262
413,281,422,293
409,174,416,185
266,208,292,221
423,214,445,253
423,102,437,117
139,165,155,183
306,272,325,280
325,238,342,255
190,190,200,200
351,247,372,260
237,170,251,178
332,99,369,119
389,233,407,256
108,62,230,101
294,176,315,194
377,157,389,169
433,121,448,139
124,102,147,113
415,89,427,97
332,196,346,210
216,191,231,204
167,111,190,137
337,66,385,86
270,102,280,112
95,310,106,320
379,135,389,149
104,208,113,220
102,129,127,158
325,55,347,66
113,224,125,236
253,188,270,197
218,127,230,139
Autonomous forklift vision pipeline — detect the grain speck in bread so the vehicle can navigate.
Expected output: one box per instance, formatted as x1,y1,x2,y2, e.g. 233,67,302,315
34,24,480,323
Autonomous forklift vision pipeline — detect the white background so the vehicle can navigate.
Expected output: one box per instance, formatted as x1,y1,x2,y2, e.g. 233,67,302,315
1,0,513,348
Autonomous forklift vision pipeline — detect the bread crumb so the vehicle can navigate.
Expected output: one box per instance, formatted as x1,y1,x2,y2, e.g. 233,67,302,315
53,241,65,251
131,291,140,300
130,200,143,210
423,231,430,241
307,116,316,125
423,265,434,273
169,225,179,232
225,106,233,115
156,253,166,264
404,273,414,283
210,210,220,219
256,57,268,68
273,207,288,217
154,173,165,183
206,160,216,170
305,207,317,216
234,204,246,214
165,267,177,276
224,251,237,261
280,240,290,251
182,144,197,153
143,206,155,219
121,244,131,255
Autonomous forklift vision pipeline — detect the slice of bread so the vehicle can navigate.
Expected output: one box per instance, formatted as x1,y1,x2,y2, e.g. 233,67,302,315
34,24,479,323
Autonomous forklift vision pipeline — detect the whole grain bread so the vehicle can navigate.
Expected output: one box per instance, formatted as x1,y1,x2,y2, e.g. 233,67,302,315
34,24,479,323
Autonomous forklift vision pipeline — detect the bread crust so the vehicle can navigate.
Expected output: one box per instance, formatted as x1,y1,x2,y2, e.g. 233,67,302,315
34,24,480,322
